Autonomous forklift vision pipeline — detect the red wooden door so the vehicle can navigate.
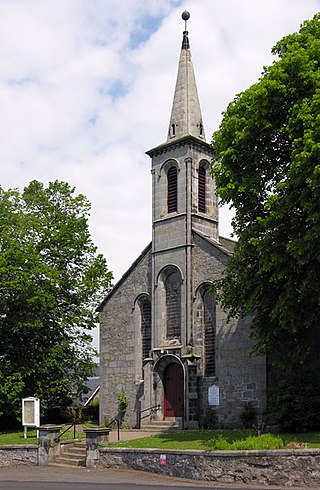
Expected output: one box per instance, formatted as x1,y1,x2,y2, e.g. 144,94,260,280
164,363,184,419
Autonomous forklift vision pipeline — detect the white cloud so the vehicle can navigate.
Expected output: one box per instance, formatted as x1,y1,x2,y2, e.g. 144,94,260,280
0,0,319,287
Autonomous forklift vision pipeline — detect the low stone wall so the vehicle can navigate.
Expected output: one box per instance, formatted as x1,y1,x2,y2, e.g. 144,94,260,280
99,447,320,487
0,445,38,467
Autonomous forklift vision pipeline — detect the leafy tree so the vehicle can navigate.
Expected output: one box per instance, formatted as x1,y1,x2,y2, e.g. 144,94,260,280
212,15,320,429
0,180,112,424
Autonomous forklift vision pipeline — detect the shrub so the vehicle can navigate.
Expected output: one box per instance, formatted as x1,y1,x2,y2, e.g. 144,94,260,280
209,432,284,451
199,408,217,429
240,402,257,428
114,390,128,424
83,401,99,424
267,366,320,432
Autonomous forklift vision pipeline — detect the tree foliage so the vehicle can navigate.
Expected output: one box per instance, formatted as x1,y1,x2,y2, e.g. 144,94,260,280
0,180,112,423
212,15,320,428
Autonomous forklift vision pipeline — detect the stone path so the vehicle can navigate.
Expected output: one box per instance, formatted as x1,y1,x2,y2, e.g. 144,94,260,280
75,425,159,444
108,429,158,443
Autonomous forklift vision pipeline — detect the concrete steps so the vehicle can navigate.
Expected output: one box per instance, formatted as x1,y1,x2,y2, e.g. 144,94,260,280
141,419,182,431
50,440,86,468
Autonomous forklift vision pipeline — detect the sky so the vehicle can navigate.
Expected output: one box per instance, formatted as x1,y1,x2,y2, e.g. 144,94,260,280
1,0,320,287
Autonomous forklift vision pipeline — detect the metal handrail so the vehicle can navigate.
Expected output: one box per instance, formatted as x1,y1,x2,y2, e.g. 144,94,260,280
54,421,76,442
105,418,121,440
138,404,160,428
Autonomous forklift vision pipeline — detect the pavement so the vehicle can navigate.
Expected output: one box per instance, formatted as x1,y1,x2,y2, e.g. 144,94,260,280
108,429,159,443
0,466,311,489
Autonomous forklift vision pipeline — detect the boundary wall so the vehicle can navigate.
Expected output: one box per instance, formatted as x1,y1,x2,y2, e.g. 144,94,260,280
0,445,38,466
2,441,320,487
99,447,320,487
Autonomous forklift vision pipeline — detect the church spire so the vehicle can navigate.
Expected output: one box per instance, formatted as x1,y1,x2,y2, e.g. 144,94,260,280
167,11,206,142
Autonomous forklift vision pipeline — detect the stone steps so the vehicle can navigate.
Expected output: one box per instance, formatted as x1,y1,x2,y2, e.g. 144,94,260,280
50,440,86,468
141,419,182,431
51,457,85,467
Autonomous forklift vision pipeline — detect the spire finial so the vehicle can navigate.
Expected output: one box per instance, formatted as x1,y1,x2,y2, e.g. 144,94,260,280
181,11,190,50
182,10,190,31
166,9,205,142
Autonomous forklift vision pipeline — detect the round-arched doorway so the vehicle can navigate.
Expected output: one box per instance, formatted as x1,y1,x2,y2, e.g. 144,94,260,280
163,362,184,419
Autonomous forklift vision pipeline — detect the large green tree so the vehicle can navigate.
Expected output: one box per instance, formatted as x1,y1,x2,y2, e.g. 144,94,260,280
0,180,112,424
212,14,320,429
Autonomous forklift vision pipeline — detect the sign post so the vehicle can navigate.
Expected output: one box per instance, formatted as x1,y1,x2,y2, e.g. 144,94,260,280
22,397,40,438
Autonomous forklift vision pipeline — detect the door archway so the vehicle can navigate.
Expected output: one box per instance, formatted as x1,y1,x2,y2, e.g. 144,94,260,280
163,362,184,419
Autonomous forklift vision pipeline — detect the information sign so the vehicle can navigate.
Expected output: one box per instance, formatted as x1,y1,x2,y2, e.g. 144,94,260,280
22,397,40,428
208,384,219,406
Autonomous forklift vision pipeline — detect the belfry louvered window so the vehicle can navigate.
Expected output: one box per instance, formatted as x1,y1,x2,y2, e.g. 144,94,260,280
165,271,181,340
203,288,216,377
167,166,178,213
198,165,206,213
141,299,151,360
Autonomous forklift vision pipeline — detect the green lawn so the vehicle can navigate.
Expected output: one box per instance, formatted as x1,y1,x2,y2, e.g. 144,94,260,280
0,429,38,445
1,428,320,450
281,432,320,448
110,429,320,451
0,427,85,445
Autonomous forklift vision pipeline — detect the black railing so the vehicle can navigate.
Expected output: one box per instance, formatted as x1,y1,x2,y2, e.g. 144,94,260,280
105,417,122,441
54,421,76,442
138,404,161,429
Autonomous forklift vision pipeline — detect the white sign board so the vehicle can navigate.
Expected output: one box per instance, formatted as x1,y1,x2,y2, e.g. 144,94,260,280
208,384,219,406
22,397,40,427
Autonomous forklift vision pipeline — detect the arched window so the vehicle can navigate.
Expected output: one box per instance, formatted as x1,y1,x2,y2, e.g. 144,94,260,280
140,298,151,359
202,288,216,377
198,165,206,213
165,270,181,340
167,166,178,213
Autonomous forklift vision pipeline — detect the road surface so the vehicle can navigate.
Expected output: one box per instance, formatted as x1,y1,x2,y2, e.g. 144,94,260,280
0,466,309,490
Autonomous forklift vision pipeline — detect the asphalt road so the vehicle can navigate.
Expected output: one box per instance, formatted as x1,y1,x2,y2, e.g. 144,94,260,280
0,483,231,490
0,466,309,490
0,483,259,490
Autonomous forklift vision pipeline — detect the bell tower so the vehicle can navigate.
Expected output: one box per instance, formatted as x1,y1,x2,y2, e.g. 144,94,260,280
99,11,267,432
146,11,218,352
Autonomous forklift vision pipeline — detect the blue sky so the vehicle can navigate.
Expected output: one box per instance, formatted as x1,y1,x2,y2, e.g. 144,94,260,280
0,0,319,287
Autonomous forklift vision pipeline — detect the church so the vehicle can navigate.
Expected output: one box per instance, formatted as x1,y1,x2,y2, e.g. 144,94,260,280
98,12,266,429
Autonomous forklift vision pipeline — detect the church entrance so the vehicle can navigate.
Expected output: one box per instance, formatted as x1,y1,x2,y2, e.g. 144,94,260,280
163,362,184,419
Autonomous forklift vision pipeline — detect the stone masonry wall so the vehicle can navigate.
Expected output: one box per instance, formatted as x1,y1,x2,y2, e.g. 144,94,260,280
99,447,320,487
0,446,38,466
192,233,266,426
99,248,152,428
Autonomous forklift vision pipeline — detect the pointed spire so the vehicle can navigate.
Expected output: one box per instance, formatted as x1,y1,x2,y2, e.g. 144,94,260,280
167,11,206,142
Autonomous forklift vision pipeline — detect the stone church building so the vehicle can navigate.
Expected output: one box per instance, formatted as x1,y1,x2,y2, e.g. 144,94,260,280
98,13,266,429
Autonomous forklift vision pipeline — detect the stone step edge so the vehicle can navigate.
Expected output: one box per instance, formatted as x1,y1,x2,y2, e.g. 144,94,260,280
59,453,86,460
50,462,85,468
61,449,86,455
141,425,182,430
53,458,85,466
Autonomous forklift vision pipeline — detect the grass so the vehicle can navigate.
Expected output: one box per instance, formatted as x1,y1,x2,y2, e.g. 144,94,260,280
0,429,38,445
208,433,284,450
110,429,320,451
0,427,85,445
1,427,320,450
281,432,320,448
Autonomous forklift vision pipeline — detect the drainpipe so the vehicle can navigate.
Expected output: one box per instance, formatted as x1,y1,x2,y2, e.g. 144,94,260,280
185,155,193,429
